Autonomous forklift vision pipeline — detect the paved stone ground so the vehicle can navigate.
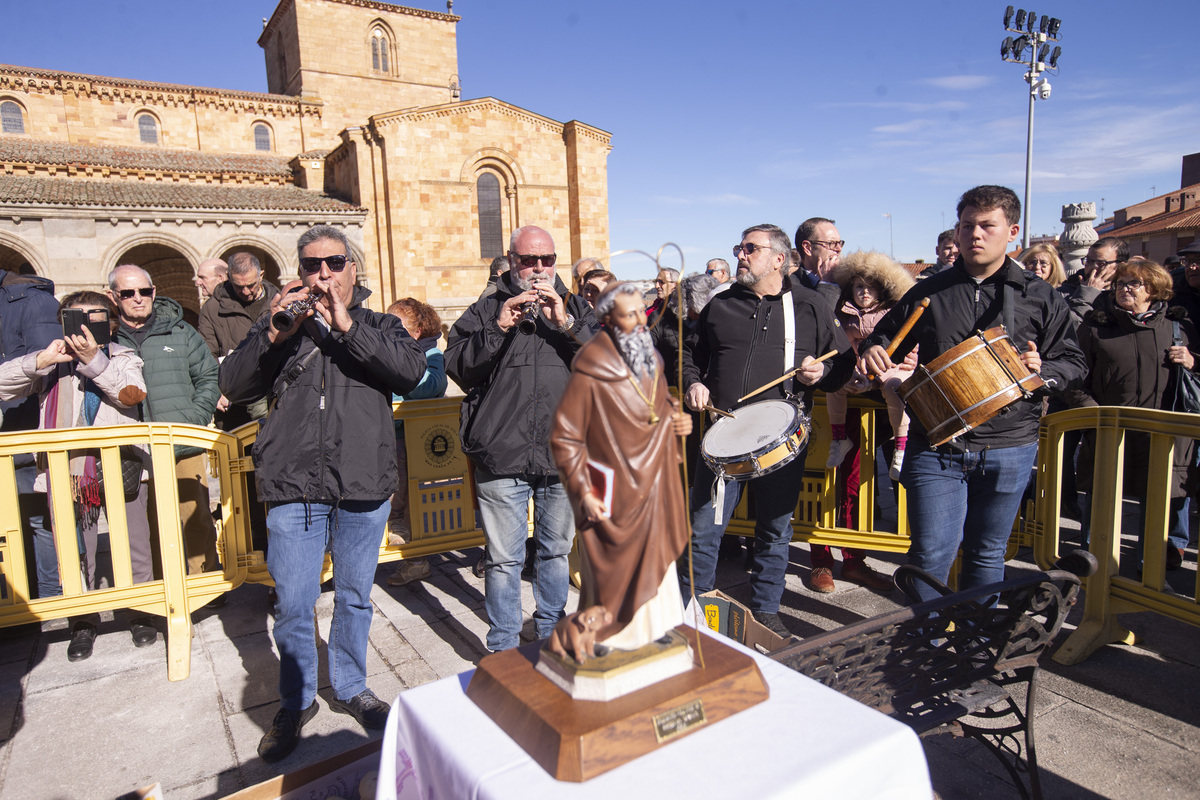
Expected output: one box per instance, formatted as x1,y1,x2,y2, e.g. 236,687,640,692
2,504,1198,798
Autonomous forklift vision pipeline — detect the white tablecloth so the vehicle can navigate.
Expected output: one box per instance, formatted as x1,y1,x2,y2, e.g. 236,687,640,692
377,628,931,800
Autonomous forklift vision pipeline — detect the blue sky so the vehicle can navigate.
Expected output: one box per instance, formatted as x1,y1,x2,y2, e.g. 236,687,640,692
6,1,1198,279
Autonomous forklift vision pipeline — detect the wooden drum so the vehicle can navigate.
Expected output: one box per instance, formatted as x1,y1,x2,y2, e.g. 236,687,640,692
899,327,1044,446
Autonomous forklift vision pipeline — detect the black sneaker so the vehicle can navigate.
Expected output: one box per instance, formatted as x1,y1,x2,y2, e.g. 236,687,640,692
752,610,792,639
130,617,157,647
258,702,317,763
328,690,391,730
67,623,97,662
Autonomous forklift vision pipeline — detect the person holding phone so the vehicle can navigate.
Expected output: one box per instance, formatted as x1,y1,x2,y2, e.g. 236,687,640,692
0,291,152,662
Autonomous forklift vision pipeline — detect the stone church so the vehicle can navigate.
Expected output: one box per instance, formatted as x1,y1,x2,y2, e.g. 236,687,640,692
0,0,612,323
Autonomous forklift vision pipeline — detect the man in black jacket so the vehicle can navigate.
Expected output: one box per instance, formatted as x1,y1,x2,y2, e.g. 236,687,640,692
220,224,425,762
861,185,1086,603
680,223,854,636
445,225,596,652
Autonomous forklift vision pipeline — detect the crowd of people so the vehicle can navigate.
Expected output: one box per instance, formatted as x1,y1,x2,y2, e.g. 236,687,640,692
4,183,1199,761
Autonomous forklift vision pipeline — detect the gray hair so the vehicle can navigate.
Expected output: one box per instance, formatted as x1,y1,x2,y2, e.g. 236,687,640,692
706,258,730,274
681,272,719,316
296,224,352,273
108,264,153,290
742,223,793,261
594,281,642,321
572,257,604,277
228,252,262,278
657,267,680,283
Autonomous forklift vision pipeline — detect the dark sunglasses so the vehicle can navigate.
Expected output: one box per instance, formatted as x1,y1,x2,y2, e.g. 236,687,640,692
299,254,351,273
511,253,557,268
732,242,770,257
117,287,154,300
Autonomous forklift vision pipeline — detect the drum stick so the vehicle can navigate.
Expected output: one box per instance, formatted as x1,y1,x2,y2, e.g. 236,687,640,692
869,298,930,381
736,350,839,403
703,405,736,419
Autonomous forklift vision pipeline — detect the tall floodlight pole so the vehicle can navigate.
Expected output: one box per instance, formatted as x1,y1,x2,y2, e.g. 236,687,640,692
1001,7,1063,249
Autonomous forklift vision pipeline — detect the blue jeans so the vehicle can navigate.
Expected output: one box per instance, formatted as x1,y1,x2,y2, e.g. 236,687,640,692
474,467,573,651
1080,494,1190,557
680,452,807,615
17,462,60,599
266,499,389,711
902,441,1037,603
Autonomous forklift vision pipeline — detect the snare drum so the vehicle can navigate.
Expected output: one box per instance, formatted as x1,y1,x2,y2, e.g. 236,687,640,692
701,399,809,480
900,326,1045,446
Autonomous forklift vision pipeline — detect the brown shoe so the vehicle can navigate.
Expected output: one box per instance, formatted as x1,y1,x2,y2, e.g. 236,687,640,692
842,561,895,592
1167,546,1184,571
808,566,836,594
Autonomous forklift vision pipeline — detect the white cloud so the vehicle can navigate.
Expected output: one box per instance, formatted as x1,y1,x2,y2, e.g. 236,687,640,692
872,119,933,134
921,75,993,91
649,193,758,207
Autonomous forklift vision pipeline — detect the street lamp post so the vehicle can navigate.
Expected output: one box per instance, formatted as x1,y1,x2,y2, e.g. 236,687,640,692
1001,7,1063,249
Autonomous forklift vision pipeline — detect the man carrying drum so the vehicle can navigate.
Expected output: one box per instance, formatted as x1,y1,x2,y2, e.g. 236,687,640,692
680,223,854,637
860,185,1086,602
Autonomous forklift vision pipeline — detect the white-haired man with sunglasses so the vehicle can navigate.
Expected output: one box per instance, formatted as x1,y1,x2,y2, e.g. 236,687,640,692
220,224,426,762
446,225,598,653
109,264,221,606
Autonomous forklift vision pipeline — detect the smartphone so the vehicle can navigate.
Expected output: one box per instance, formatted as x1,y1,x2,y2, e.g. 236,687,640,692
61,308,112,346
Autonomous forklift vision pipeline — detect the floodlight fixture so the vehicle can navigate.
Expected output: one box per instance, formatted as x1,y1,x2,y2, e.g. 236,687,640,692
1040,16,1050,33
1001,37,1014,58
1027,12,1037,32
1048,17,1062,36
1038,44,1050,63
1015,9,1026,28
1013,35,1029,56
1004,5,1015,27
1049,46,1061,68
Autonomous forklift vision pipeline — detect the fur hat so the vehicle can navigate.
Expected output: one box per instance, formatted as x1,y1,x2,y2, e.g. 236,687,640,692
828,250,916,306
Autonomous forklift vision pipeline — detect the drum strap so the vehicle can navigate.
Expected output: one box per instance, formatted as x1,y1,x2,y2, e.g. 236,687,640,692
1002,283,1016,339
782,290,796,393
712,474,730,524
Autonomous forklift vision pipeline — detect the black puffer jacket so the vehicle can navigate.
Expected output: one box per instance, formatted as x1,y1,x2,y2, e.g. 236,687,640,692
445,271,596,477
681,276,854,414
1,272,60,433
861,257,1087,449
1072,295,1198,497
218,285,426,503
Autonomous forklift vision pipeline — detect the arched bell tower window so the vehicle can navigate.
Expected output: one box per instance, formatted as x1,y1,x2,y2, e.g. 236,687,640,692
253,123,272,152
371,28,390,74
477,173,503,259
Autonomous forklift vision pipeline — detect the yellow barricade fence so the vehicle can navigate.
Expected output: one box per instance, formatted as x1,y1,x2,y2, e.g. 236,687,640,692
0,423,252,681
1035,407,1200,666
235,397,486,586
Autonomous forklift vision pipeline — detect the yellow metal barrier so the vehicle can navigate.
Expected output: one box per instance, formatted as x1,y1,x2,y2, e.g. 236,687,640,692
1036,407,1200,665
0,423,252,681
724,395,914,554
234,397,486,586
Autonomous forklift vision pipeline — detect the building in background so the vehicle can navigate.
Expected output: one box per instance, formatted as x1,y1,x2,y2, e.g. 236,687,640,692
1093,153,1199,262
0,0,611,325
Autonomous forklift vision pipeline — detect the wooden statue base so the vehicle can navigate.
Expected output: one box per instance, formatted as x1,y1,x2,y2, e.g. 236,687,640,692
466,625,768,782
535,628,695,701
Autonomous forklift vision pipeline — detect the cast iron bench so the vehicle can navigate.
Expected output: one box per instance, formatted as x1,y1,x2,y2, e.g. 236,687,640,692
771,550,1097,800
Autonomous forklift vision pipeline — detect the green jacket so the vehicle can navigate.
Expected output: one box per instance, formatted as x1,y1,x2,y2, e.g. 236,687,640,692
115,296,219,457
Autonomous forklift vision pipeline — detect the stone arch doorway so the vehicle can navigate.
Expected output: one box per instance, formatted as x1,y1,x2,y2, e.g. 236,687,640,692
0,235,45,276
216,243,284,290
116,242,198,326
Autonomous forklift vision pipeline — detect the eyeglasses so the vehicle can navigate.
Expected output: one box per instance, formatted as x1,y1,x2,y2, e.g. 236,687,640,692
705,269,726,275
300,254,351,273
511,253,557,268
1182,256,1200,269
1082,257,1119,270
811,239,846,251
732,242,771,257
1114,280,1145,291
116,287,154,300
654,278,674,286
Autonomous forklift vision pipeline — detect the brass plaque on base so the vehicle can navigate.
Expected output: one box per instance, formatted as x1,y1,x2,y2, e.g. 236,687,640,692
465,625,769,782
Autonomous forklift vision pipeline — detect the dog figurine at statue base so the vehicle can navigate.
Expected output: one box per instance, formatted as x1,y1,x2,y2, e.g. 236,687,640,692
545,605,613,664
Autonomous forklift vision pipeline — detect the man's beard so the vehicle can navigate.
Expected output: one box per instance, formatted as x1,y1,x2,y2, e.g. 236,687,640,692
614,326,657,379
736,266,762,288
513,271,551,292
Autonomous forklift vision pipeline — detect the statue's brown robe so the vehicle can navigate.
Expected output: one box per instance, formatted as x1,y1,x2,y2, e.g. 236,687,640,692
551,331,690,643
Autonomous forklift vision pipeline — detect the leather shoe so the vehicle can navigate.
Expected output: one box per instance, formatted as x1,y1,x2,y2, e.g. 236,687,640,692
67,623,97,662
752,610,792,639
130,617,157,647
1167,546,1184,571
842,561,895,592
808,566,836,594
258,702,317,763
329,690,390,730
